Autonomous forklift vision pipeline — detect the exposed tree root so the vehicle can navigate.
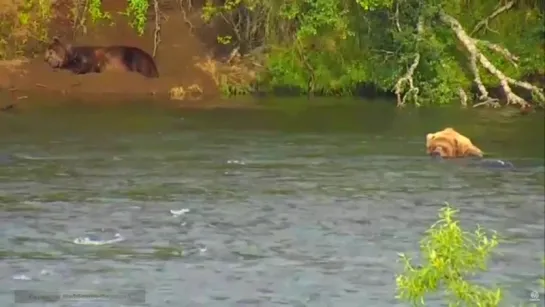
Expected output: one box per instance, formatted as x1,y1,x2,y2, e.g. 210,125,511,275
394,17,423,107
440,12,545,109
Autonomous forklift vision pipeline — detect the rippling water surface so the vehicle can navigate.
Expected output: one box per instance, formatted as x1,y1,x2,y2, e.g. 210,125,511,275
0,101,543,306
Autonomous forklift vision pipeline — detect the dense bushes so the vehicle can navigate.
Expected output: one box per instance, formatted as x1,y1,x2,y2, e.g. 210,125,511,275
197,0,544,107
1,0,543,106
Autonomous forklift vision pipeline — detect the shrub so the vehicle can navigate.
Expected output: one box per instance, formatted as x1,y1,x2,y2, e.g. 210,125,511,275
396,203,503,306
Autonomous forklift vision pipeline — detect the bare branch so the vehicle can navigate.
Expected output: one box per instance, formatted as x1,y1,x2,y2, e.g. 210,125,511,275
152,0,161,59
468,46,500,107
470,0,515,36
178,0,194,34
394,17,423,107
478,40,519,67
394,0,401,32
440,11,545,108
458,87,468,107
226,46,241,64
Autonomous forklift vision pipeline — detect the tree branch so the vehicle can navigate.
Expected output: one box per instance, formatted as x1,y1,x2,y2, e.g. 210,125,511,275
470,0,515,36
152,0,161,59
440,12,545,108
178,0,195,34
468,45,499,107
458,87,468,107
477,40,519,68
394,17,423,107
394,0,401,32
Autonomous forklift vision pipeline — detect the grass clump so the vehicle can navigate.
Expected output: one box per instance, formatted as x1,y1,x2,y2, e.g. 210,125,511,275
194,50,262,97
169,84,203,101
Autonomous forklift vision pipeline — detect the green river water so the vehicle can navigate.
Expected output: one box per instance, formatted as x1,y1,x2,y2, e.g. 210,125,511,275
0,99,543,306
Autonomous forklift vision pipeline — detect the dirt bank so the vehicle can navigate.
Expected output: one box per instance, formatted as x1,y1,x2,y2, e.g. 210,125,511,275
0,0,237,108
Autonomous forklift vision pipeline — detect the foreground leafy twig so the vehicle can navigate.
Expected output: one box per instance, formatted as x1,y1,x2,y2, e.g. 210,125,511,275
396,203,502,306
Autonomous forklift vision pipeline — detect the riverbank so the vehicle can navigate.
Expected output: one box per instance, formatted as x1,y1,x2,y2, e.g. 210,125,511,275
0,0,227,108
0,0,543,111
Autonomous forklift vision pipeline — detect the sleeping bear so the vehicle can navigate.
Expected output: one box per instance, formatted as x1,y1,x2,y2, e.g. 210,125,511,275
44,37,159,78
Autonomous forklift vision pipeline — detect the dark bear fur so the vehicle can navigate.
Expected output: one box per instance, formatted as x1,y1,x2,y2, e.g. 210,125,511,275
44,37,159,78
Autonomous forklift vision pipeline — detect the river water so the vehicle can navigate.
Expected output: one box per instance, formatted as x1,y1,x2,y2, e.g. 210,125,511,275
0,100,543,306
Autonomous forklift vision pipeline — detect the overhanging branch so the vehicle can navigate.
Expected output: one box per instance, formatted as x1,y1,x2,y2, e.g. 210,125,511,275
440,11,545,108
470,0,516,36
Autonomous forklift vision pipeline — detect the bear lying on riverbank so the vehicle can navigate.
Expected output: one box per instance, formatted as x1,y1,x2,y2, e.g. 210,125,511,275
44,37,159,78
426,127,483,158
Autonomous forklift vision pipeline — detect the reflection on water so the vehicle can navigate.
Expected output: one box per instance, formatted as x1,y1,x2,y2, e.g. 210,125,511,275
0,100,543,306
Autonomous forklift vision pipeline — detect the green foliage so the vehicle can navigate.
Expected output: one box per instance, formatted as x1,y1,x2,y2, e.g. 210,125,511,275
125,0,149,35
0,0,542,105
217,35,233,45
265,48,309,92
87,0,111,23
71,0,113,36
0,0,53,58
17,0,52,42
0,0,151,59
355,0,394,11
199,0,543,104
0,0,119,59
202,0,245,22
396,203,503,306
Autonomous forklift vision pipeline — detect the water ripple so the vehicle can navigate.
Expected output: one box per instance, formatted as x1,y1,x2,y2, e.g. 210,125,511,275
0,113,543,307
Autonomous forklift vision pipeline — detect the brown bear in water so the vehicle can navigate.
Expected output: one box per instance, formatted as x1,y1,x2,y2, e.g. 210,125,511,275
44,37,159,78
426,127,484,158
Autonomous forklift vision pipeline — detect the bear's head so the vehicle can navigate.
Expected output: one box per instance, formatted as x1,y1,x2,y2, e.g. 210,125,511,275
426,127,483,158
44,37,74,68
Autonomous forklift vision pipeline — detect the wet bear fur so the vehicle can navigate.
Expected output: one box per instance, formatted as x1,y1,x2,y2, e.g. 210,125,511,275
44,37,159,78
426,127,484,158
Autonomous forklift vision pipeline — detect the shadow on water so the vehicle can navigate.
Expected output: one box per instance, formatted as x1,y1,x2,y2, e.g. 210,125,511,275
0,98,543,306
2,97,542,158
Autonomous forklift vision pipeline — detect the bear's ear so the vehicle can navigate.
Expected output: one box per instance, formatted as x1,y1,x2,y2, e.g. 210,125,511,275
52,36,61,44
426,133,435,143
